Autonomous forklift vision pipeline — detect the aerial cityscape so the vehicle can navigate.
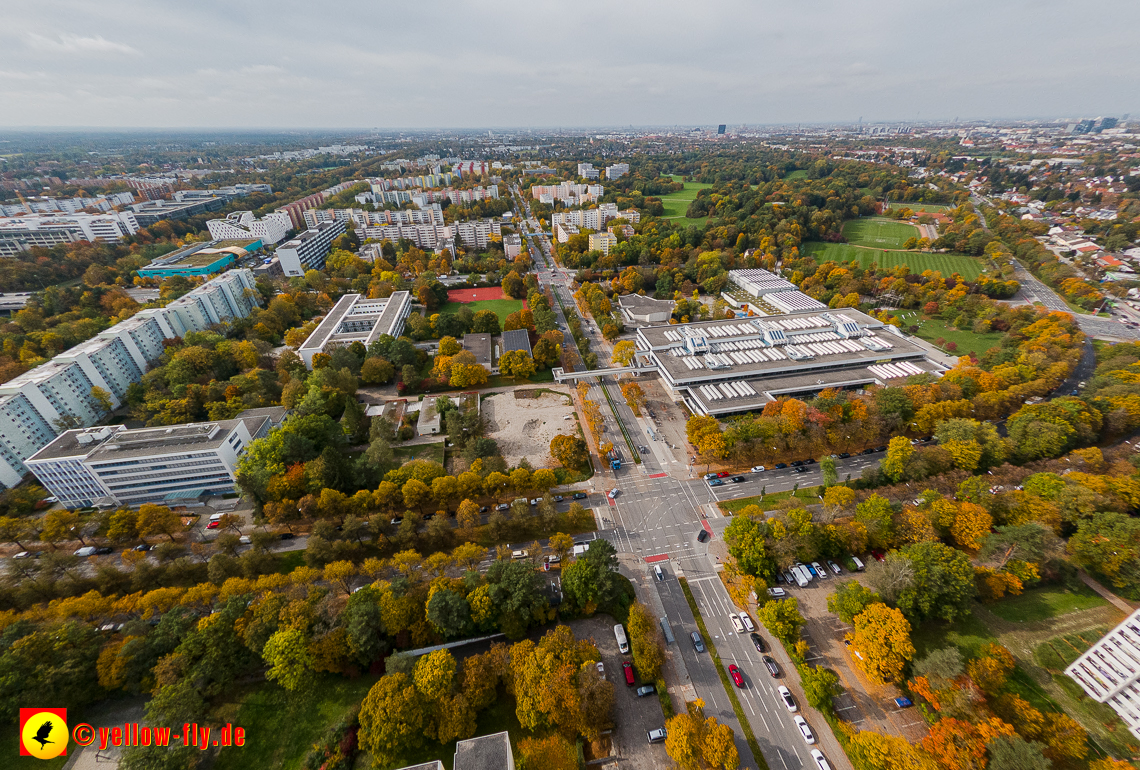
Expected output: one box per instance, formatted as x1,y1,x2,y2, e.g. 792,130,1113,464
3,3,1140,770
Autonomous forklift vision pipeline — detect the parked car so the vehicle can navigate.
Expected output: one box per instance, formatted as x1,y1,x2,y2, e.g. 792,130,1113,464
390,516,403,525
838,452,851,459
206,520,221,529
894,697,914,708
778,685,797,712
716,471,732,478
495,503,510,511
279,533,295,541
751,465,766,472
636,685,656,697
728,664,744,687
763,656,780,677
767,587,788,599
511,550,529,560
794,716,815,744
739,613,755,632
479,506,489,513
790,460,804,467
239,536,251,545
623,661,635,686
730,476,746,483
74,546,96,557
691,631,705,653
552,495,564,502
805,458,816,464
860,448,875,455
647,728,667,744
774,463,788,469
596,661,605,677
782,569,795,584
827,560,842,575
707,479,725,487
422,512,435,520
703,473,718,480
871,549,886,562
529,498,543,506
729,613,745,633
12,551,38,559
810,561,827,580
750,632,767,652
792,466,807,474
573,492,588,500
810,749,833,770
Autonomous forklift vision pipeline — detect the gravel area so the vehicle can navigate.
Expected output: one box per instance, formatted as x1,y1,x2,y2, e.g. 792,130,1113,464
483,388,575,467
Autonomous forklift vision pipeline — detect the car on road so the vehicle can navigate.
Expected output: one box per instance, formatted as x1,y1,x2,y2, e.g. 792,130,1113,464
778,685,797,711
750,632,767,652
810,749,833,770
607,488,620,499
647,728,667,744
691,631,705,652
805,458,816,464
811,561,827,580
794,716,816,744
573,492,588,499
774,462,788,469
827,560,842,575
767,587,788,599
763,656,780,677
838,452,851,459
623,661,635,685
703,472,718,480
739,612,755,632
279,533,295,541
552,495,564,502
792,466,807,474
860,448,875,455
639,445,649,453
729,613,745,633
707,479,725,487
696,529,710,543
874,446,888,452
728,664,744,687
790,460,804,467
730,476,745,483
511,550,529,561
206,519,221,529
636,685,656,697
751,465,766,472
654,565,665,581
716,471,732,478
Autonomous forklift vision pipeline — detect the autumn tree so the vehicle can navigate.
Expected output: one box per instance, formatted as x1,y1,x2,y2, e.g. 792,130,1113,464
848,603,914,684
846,728,938,770
358,673,428,765
665,698,740,770
611,340,636,367
922,717,991,770
137,504,181,542
827,580,882,624
627,601,665,680
550,434,589,470
518,734,578,770
881,436,914,482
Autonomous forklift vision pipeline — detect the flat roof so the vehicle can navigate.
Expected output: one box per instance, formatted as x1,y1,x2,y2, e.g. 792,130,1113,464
462,333,493,367
618,294,674,311
500,328,532,355
85,420,244,463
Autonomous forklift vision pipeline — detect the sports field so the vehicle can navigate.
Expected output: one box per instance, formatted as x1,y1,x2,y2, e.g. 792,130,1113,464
784,170,808,180
660,177,714,222
842,217,919,249
897,202,952,213
802,242,984,280
438,298,524,323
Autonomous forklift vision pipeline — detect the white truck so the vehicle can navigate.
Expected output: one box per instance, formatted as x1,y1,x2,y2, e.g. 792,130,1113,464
614,623,630,653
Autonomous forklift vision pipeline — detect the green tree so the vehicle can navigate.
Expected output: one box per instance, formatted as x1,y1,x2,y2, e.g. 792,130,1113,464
427,589,473,638
897,541,977,623
262,627,313,692
756,597,806,647
359,673,427,766
820,455,838,487
801,666,841,713
881,436,914,482
724,516,774,581
987,736,1052,770
827,580,882,624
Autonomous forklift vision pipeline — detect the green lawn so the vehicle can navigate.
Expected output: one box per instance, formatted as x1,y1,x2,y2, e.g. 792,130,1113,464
801,242,984,280
659,178,714,221
719,485,826,514
213,674,380,770
986,583,1108,624
894,202,952,213
784,170,809,180
842,218,920,249
1034,627,1113,671
894,313,1005,357
392,440,446,465
911,610,997,661
438,299,524,324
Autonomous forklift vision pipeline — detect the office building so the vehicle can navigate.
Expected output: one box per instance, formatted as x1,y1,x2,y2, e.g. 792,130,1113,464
0,270,260,487
589,232,617,255
0,212,141,257
577,163,600,180
297,291,412,367
207,211,292,245
130,196,229,226
26,415,268,508
1066,609,1140,739
275,220,347,277
606,163,629,179
631,308,943,417
138,240,262,279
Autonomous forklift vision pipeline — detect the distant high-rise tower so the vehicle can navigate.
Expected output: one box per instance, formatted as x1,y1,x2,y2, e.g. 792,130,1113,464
717,124,726,135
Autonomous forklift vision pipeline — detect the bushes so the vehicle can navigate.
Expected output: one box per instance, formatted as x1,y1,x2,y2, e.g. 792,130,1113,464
302,706,359,770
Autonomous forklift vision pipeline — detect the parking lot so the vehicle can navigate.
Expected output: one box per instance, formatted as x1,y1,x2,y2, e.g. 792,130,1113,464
780,565,929,743
568,614,669,770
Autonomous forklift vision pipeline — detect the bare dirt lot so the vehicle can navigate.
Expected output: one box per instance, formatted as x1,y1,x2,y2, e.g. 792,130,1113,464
483,387,575,467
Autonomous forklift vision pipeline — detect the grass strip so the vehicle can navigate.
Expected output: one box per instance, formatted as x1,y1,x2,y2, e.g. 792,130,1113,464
679,577,769,770
600,381,642,464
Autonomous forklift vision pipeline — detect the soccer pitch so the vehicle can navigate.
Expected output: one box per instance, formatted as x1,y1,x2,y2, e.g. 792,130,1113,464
842,218,920,249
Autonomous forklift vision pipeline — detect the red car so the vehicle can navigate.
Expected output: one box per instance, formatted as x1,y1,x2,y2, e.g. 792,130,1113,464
728,664,744,688
206,520,220,529
870,550,886,563
717,471,732,478
623,661,635,686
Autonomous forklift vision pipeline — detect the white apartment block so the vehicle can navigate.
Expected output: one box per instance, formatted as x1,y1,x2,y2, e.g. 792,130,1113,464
1066,609,1140,739
275,220,347,277
27,417,266,508
551,204,639,232
589,232,617,255
308,206,446,230
606,163,629,180
503,234,522,259
530,183,604,204
0,191,135,217
298,291,412,367
207,210,292,245
577,163,600,180
554,223,579,243
356,219,501,251
0,270,260,487
0,212,141,257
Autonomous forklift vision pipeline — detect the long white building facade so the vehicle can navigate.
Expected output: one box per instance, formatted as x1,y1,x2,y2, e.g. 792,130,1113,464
0,270,260,487
1066,609,1140,739
297,291,412,367
207,210,292,245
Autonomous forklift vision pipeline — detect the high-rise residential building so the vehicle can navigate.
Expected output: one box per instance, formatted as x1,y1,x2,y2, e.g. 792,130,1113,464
1066,608,1140,739
529,182,604,204
27,416,266,508
0,212,141,257
606,163,629,179
0,270,260,487
207,211,292,245
274,220,347,277
577,163,600,180
589,232,617,255
551,203,639,232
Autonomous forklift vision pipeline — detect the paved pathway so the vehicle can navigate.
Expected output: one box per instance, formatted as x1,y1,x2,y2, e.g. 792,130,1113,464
1079,571,1139,614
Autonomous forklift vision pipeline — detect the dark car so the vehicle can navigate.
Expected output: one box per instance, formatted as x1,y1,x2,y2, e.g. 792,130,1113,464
132,544,154,552
279,533,296,540
573,492,588,500
391,516,404,525
552,495,564,502
874,446,888,452
792,466,807,474
94,547,114,555
691,631,706,652
774,463,788,469
805,458,816,465
861,448,875,455
696,529,710,543
730,476,746,483
763,656,781,677
750,632,767,652
479,506,489,513
838,452,851,459
790,460,804,467
422,512,435,520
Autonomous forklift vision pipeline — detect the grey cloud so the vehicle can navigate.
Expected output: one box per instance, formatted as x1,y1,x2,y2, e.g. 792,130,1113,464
24,32,140,57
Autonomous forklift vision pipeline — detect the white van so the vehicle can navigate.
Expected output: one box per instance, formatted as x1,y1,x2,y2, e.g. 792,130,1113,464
792,566,811,588
851,556,865,572
614,623,630,654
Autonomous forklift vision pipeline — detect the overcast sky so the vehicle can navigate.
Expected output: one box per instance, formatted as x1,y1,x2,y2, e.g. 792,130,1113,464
2,0,1137,129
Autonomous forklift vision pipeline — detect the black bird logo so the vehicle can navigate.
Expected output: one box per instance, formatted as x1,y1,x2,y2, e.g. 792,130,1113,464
32,720,54,749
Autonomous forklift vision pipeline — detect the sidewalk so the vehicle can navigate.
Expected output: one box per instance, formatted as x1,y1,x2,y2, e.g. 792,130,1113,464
1079,571,1139,614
